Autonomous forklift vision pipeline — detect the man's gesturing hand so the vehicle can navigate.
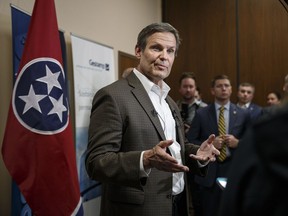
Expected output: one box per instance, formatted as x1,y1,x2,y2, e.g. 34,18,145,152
190,134,220,162
143,140,189,172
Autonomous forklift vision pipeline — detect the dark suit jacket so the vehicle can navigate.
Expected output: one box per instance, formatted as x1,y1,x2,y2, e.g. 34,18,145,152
187,103,250,187
85,72,205,216
247,103,263,121
218,104,288,216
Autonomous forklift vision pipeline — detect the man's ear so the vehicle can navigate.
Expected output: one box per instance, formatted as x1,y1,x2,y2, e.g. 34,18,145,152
211,88,215,96
135,46,141,59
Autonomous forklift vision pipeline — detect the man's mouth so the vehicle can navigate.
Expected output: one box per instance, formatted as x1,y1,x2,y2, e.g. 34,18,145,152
155,63,167,70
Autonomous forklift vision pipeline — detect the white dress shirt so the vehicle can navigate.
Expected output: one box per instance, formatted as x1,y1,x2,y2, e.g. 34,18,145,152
134,69,184,195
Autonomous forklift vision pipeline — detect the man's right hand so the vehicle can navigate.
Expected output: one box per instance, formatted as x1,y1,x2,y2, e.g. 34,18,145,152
213,135,225,149
143,140,189,172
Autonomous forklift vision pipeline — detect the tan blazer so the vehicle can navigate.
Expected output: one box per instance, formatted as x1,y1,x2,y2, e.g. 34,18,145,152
86,72,206,216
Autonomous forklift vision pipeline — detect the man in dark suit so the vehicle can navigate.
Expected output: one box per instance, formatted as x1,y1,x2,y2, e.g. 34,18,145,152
186,75,250,216
218,103,288,216
236,82,263,121
176,72,207,134
85,23,219,216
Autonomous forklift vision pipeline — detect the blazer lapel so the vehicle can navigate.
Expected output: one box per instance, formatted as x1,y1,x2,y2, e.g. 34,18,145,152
208,104,218,135
229,104,238,133
166,96,186,161
128,74,166,140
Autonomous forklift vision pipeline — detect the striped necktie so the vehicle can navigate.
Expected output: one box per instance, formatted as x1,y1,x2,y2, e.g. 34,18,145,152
218,106,226,162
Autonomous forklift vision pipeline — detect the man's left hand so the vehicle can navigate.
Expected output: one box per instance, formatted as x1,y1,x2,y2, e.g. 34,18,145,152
189,134,220,162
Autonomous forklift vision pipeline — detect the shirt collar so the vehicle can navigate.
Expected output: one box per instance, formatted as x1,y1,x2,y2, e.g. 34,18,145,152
237,102,250,109
133,69,170,98
245,102,250,108
215,101,230,110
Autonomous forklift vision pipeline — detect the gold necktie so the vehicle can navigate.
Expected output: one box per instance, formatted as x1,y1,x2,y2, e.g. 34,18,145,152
218,106,226,162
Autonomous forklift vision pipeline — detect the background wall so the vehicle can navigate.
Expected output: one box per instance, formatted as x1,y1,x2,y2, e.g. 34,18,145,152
2,0,288,215
0,0,161,215
163,0,288,106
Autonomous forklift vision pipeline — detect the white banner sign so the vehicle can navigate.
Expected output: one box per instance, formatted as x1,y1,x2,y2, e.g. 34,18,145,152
71,34,115,214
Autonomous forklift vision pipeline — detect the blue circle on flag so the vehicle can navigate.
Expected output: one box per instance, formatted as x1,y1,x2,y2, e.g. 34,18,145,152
12,58,69,135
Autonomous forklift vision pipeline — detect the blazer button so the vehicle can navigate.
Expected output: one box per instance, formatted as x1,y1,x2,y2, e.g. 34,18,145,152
166,194,172,199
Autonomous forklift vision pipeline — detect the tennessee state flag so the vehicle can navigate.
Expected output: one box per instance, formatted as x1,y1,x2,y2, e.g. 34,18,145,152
2,0,83,215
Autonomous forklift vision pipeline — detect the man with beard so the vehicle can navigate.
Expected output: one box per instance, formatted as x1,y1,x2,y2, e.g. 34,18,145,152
177,72,207,134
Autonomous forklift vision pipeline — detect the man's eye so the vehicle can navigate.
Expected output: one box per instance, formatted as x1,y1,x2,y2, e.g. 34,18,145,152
152,47,160,51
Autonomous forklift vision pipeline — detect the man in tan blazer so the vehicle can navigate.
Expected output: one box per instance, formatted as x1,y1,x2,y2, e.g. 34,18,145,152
85,22,219,216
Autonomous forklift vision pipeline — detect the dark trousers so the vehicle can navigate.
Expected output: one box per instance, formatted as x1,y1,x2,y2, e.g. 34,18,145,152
198,184,222,216
172,190,188,216
188,172,202,216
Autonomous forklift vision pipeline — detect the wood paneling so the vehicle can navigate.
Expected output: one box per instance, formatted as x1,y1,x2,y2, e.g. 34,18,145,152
162,0,288,106
238,0,288,106
118,51,138,79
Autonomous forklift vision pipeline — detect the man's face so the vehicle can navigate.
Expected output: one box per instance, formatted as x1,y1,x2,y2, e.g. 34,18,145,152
135,32,176,85
211,79,232,101
283,82,288,94
267,93,280,106
179,78,196,101
237,86,254,104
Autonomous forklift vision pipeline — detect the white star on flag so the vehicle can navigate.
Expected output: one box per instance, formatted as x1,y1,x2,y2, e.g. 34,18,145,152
36,65,62,93
48,95,67,122
18,85,46,114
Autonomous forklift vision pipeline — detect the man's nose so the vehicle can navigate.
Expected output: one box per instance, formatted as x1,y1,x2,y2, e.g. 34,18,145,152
159,50,169,59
